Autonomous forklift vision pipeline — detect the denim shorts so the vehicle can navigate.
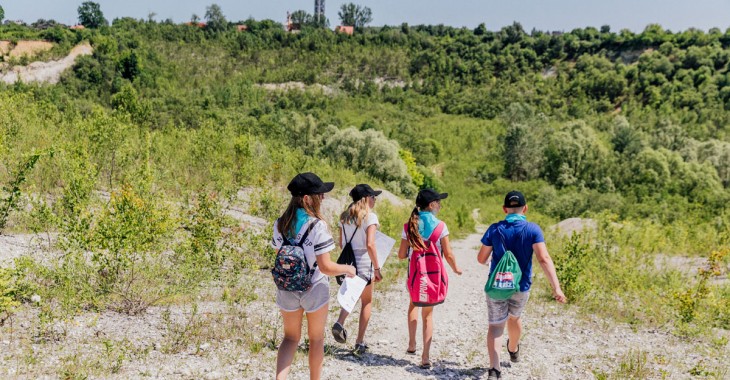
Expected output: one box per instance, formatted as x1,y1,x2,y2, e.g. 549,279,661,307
486,291,530,325
276,278,330,313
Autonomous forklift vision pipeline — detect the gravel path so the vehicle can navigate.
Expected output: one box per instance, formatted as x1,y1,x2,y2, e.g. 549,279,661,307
299,229,727,380
0,228,726,379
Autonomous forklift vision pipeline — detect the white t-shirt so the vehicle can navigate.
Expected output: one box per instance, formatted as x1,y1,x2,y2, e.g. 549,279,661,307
401,222,450,253
340,213,380,252
271,218,335,283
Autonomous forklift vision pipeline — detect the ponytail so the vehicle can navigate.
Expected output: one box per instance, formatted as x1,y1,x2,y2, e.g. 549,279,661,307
407,207,427,251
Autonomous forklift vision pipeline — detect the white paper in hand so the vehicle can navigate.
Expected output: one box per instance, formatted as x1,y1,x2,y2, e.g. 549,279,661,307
375,231,396,268
337,276,367,313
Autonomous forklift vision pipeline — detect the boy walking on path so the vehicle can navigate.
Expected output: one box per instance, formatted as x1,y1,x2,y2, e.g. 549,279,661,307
477,191,567,379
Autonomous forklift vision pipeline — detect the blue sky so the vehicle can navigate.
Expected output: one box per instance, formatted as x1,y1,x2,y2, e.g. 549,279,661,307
5,0,729,32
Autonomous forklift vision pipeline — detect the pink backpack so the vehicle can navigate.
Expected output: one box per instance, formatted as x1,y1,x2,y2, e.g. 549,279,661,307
404,221,448,307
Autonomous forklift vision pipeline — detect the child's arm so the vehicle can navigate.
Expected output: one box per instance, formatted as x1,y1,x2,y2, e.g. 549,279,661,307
397,239,409,259
316,252,356,277
534,242,567,303
440,236,462,275
477,245,492,265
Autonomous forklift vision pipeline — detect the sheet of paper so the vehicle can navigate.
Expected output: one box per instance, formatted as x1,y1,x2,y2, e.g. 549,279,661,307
375,231,396,269
337,275,368,313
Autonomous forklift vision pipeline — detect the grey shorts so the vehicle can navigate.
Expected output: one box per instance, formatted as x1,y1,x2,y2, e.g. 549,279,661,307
276,279,330,313
486,291,530,325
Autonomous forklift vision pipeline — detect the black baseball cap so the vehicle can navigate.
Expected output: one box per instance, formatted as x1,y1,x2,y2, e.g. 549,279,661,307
287,172,334,196
416,188,448,208
504,190,526,208
349,184,382,202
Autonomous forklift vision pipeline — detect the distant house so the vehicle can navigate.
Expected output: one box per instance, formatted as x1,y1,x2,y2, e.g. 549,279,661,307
184,22,207,28
285,12,301,33
4,20,27,26
69,24,85,30
335,25,354,35
236,24,248,32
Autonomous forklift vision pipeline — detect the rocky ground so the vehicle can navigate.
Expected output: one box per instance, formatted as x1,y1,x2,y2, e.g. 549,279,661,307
1,222,727,379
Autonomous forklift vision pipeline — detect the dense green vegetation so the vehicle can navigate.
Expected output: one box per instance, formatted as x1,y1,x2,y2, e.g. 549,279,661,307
0,10,728,340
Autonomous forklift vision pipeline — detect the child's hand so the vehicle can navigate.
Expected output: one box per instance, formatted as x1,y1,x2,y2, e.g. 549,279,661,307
344,265,357,278
454,267,463,275
373,269,383,282
553,289,567,304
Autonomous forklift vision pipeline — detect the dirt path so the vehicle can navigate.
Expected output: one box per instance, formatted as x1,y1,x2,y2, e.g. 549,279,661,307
0,226,725,379
306,228,724,380
0,43,92,84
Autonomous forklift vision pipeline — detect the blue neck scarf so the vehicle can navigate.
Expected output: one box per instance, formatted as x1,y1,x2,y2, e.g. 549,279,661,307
505,213,527,223
418,211,440,238
291,208,312,239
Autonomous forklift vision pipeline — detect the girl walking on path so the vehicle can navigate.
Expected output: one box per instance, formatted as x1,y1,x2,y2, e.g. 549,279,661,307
397,188,463,369
271,173,356,380
331,184,384,356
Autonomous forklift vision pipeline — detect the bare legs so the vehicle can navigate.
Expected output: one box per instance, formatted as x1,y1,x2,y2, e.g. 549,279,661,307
507,315,522,352
407,302,435,365
486,315,522,371
276,309,303,380
276,303,328,380
336,283,374,345
305,305,328,380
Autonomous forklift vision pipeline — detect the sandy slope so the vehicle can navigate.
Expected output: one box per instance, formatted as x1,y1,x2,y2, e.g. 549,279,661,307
0,43,92,84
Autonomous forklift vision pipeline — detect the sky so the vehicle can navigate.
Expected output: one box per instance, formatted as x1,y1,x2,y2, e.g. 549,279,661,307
4,0,730,33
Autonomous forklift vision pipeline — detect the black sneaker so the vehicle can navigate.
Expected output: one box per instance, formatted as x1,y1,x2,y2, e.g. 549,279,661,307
507,339,520,363
487,368,501,379
331,322,347,344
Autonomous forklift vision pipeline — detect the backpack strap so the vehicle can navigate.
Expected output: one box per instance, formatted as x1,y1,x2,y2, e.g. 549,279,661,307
345,224,359,245
427,221,445,244
288,219,319,272
297,219,319,249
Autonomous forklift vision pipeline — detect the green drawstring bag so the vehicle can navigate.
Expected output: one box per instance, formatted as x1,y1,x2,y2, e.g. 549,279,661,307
484,228,523,300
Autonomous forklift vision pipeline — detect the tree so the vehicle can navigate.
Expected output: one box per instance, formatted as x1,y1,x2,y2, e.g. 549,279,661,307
0,5,4,24
204,4,227,33
290,10,313,26
77,1,107,28
338,3,372,28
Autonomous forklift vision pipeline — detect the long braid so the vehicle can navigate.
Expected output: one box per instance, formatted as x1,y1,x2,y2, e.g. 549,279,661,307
407,207,427,251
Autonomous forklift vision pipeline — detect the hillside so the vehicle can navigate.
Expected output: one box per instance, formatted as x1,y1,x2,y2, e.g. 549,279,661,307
0,18,728,379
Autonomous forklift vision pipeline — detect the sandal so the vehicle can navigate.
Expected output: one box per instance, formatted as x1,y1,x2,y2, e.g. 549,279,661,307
406,349,417,355
331,322,347,344
419,361,432,369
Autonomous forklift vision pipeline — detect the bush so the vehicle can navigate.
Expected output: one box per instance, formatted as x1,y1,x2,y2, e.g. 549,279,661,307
321,127,414,195
0,267,20,325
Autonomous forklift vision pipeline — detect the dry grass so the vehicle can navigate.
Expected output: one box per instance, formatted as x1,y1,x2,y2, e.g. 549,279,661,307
6,40,53,58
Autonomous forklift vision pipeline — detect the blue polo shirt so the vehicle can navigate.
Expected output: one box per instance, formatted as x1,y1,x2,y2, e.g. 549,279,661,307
481,220,545,292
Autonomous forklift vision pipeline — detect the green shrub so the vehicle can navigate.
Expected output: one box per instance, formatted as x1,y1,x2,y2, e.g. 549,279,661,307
0,267,20,325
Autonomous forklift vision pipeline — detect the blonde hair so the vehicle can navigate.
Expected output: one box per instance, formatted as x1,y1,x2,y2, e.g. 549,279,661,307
277,194,325,237
340,197,370,227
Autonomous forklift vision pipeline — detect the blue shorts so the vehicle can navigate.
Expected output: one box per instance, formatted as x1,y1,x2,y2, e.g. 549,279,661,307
486,291,530,325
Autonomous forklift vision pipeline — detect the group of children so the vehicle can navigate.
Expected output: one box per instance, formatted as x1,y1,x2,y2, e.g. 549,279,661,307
271,172,566,380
